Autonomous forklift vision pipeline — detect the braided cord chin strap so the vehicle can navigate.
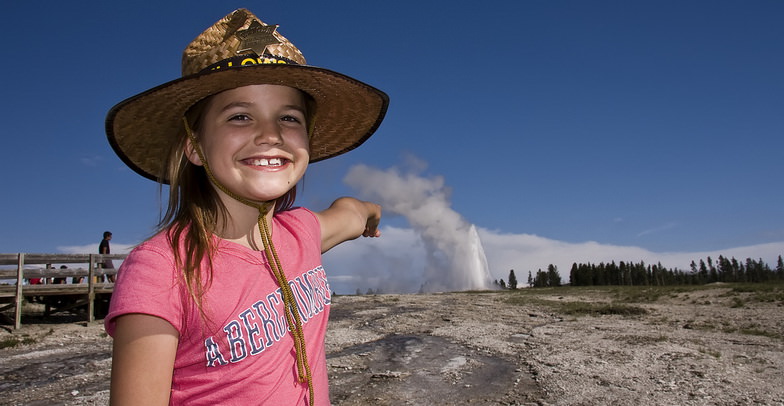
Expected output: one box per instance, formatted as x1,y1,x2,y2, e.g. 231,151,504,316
183,118,314,405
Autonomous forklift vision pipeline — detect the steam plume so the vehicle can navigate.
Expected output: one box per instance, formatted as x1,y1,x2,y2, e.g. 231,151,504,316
343,162,493,293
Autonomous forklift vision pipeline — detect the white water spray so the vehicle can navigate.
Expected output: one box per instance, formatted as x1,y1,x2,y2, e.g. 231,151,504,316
466,224,493,289
344,163,493,292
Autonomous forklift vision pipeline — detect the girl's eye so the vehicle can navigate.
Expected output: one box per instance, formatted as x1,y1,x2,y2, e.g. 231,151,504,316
281,115,303,124
228,114,251,122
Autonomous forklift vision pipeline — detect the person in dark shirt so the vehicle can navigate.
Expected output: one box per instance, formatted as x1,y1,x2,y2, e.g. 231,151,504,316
100,231,115,282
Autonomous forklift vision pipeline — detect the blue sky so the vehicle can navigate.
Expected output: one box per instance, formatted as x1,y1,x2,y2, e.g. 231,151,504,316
1,1,782,292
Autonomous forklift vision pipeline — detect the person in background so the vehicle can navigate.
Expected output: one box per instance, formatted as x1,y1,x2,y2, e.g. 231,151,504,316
55,265,67,284
99,231,115,282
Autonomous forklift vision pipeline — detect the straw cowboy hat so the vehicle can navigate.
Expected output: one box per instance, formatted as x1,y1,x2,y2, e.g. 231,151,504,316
106,8,389,182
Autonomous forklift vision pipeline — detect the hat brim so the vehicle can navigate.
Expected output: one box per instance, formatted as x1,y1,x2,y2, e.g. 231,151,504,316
106,64,389,183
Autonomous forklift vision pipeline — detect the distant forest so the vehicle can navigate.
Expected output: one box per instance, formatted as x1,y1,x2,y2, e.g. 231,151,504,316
497,255,784,289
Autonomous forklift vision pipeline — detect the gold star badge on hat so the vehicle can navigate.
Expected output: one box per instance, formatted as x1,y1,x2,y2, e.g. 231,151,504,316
236,20,281,56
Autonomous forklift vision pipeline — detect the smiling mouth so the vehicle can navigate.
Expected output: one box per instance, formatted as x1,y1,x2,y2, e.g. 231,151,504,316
246,158,286,167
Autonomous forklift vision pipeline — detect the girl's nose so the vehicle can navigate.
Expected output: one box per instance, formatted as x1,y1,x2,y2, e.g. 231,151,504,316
254,124,283,145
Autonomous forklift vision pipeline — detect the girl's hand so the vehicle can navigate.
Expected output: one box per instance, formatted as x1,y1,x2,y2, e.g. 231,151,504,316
362,214,381,238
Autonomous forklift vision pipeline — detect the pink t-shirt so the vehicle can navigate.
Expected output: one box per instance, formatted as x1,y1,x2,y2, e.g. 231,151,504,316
105,208,331,405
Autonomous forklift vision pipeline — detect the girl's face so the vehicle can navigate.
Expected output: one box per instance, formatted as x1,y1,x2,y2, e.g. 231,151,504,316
187,84,310,204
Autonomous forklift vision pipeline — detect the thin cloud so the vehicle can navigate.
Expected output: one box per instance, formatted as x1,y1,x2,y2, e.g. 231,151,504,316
80,155,104,167
57,243,135,255
637,221,678,238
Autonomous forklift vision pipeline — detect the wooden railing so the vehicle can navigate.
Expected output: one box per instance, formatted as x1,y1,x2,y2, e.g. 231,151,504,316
0,253,127,329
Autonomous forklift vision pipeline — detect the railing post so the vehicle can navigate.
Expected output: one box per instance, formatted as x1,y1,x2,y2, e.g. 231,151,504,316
14,253,24,330
88,254,96,323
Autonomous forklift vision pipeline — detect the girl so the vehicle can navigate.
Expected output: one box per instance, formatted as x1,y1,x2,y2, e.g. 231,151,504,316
104,9,389,406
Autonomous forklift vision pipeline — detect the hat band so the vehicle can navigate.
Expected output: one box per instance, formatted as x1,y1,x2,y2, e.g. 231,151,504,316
200,54,299,74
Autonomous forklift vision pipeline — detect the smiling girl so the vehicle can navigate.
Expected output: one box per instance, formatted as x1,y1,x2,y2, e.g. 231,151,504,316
103,9,388,406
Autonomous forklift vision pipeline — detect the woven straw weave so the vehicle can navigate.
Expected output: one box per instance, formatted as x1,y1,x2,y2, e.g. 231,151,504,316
182,9,306,75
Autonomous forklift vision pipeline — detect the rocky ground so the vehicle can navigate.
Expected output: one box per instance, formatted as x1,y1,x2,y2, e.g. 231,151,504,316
1,284,782,405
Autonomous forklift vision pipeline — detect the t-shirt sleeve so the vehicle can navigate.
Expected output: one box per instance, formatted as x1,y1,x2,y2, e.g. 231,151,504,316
104,242,185,336
292,207,321,244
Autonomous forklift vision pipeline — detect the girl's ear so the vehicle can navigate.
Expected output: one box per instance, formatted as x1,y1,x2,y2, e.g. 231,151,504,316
184,137,204,166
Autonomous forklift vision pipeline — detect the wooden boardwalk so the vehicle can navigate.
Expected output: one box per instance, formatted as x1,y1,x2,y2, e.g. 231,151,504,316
0,253,126,329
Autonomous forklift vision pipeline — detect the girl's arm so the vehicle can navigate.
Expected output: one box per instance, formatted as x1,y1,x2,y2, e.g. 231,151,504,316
110,314,179,406
316,197,381,253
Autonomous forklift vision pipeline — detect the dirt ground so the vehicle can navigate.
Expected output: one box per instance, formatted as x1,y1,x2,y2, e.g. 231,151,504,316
1,285,782,405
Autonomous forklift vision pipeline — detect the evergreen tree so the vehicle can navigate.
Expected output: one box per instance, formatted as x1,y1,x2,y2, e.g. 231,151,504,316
746,258,758,282
777,255,784,280
707,256,718,283
534,269,548,287
717,255,731,282
527,271,533,288
508,269,518,289
698,260,708,283
547,264,561,287
732,257,744,282
569,263,578,286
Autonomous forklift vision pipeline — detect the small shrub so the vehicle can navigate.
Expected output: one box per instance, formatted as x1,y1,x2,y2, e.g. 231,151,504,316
0,337,21,349
730,297,745,308
0,335,35,349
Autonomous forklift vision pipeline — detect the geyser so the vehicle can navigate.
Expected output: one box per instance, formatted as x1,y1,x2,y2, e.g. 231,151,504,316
344,163,494,293
466,224,493,290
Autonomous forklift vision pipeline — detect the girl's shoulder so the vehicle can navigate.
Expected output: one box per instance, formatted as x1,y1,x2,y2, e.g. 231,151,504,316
275,206,318,226
275,207,321,241
125,229,178,263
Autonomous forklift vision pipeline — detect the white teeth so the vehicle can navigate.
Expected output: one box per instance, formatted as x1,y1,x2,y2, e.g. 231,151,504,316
251,158,283,166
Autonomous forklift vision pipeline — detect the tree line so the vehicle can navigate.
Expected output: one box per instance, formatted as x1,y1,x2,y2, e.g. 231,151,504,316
495,255,784,289
494,265,563,289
